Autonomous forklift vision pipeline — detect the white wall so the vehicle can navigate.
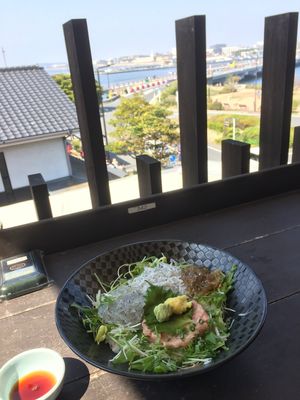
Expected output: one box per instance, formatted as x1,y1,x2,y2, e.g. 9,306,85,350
0,138,70,192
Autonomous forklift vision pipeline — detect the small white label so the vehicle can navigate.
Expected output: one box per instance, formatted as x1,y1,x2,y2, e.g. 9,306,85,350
7,256,28,266
128,202,156,214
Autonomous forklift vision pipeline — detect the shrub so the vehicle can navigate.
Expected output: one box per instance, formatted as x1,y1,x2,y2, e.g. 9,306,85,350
105,141,129,154
220,86,237,94
160,82,177,107
292,98,300,113
238,126,260,145
161,94,177,107
71,137,82,152
161,81,177,97
208,114,260,145
207,100,223,110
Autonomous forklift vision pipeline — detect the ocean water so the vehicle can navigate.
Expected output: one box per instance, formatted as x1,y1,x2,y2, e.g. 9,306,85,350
47,65,176,90
242,65,300,85
99,67,176,89
45,64,300,88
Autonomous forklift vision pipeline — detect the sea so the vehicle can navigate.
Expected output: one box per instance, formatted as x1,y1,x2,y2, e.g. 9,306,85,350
244,66,300,85
45,65,177,90
44,64,300,89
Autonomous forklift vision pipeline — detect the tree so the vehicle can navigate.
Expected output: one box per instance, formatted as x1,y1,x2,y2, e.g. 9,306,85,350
110,95,179,161
52,74,74,102
52,73,102,103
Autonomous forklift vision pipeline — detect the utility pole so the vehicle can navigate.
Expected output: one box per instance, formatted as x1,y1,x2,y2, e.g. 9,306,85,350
2,48,7,67
96,67,108,145
232,117,236,140
224,117,236,140
254,51,259,112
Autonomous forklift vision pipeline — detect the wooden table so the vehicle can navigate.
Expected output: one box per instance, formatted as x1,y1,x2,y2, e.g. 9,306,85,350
2,190,300,399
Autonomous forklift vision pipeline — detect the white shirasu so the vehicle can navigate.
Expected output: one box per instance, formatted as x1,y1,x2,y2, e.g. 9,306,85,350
98,263,186,325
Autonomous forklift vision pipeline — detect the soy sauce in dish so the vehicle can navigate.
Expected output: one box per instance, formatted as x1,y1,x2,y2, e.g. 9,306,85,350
9,370,56,400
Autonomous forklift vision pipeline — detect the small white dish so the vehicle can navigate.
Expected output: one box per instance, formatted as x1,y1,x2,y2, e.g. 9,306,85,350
0,348,65,400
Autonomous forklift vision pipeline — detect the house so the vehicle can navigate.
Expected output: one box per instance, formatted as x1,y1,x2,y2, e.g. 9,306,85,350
0,65,79,197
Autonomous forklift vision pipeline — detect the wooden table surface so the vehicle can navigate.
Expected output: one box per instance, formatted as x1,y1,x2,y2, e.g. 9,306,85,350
2,190,300,399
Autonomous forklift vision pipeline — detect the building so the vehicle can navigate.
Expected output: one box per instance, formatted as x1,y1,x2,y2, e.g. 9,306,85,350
0,65,79,197
222,46,241,57
210,43,227,55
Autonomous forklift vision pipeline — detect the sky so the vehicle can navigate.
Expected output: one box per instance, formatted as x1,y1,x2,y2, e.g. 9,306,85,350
1,0,300,67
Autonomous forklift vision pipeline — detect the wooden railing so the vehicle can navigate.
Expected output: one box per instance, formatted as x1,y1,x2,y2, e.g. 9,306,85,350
136,155,162,198
0,12,299,258
28,174,52,220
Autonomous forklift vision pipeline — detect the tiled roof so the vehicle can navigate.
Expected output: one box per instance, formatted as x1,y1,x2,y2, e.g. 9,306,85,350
0,65,78,143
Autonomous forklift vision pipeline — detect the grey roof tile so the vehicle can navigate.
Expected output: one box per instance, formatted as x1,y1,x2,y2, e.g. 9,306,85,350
0,65,78,143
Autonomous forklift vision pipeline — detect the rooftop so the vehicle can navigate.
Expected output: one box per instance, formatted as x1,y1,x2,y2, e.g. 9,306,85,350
0,65,78,143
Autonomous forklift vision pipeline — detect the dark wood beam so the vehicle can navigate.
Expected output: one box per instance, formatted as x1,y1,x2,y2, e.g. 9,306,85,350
63,19,111,207
28,174,52,220
292,126,300,163
136,155,162,197
259,12,298,170
0,152,13,197
176,15,208,187
222,139,250,178
2,162,300,258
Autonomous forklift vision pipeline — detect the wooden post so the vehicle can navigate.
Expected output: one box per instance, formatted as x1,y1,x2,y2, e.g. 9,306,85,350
176,15,208,187
136,155,162,197
292,126,300,163
259,12,298,170
222,139,250,178
28,174,52,220
0,152,13,198
63,19,111,207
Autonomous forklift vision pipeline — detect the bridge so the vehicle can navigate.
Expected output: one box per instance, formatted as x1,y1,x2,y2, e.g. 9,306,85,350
206,55,300,84
208,63,263,84
105,60,263,98
103,55,300,99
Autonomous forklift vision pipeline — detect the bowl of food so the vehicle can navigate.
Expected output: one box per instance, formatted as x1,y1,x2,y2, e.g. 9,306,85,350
0,348,65,400
55,240,267,380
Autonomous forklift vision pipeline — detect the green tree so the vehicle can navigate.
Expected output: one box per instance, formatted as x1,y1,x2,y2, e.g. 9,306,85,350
52,74,74,102
105,141,128,154
52,73,102,102
110,95,179,161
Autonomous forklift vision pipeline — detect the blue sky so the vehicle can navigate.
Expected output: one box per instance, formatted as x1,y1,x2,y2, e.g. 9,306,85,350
1,0,300,66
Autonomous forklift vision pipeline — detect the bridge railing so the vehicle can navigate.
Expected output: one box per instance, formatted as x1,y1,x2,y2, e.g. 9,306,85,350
110,75,176,96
